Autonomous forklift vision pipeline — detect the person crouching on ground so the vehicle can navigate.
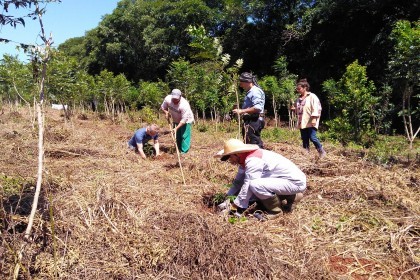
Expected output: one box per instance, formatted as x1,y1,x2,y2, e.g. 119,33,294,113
161,89,195,154
128,124,160,159
215,138,306,216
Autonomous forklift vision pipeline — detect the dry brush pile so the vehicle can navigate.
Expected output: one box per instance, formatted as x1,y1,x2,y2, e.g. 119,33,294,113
0,106,419,279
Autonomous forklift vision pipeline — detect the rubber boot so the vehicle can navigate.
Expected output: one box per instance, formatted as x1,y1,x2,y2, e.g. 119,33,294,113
317,147,326,158
260,195,282,219
279,193,304,213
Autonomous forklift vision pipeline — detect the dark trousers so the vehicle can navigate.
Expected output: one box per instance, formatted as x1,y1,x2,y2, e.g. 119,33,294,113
300,127,322,150
242,118,265,148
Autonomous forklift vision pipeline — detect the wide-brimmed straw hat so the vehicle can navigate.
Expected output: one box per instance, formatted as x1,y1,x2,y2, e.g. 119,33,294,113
215,139,259,161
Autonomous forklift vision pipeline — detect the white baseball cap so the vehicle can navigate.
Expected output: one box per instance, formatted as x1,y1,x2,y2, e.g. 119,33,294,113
171,89,182,100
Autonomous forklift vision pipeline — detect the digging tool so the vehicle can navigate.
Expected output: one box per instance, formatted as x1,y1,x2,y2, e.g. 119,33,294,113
167,117,186,185
234,87,242,141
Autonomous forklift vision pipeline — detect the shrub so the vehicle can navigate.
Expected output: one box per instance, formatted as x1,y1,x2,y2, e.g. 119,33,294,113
139,106,158,124
262,127,300,143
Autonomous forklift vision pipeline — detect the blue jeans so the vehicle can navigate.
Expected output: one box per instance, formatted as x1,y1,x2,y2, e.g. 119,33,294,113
300,127,322,150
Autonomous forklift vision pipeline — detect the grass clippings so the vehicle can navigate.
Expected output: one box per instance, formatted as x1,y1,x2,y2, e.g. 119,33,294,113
0,106,418,279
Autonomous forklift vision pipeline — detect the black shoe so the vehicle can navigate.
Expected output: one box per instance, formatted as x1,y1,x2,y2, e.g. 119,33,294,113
281,202,293,213
278,193,304,213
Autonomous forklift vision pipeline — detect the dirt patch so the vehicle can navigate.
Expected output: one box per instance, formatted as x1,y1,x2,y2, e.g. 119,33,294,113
328,255,378,279
44,127,71,142
2,130,20,139
45,148,100,158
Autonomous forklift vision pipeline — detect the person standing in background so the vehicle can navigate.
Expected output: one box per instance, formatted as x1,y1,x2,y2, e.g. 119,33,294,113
295,78,326,158
161,89,195,154
232,72,265,148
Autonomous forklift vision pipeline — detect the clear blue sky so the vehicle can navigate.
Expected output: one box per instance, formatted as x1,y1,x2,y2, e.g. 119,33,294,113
0,0,120,61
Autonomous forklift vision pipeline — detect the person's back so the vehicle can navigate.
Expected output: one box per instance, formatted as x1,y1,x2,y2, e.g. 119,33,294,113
245,149,306,185
128,127,156,147
128,124,160,159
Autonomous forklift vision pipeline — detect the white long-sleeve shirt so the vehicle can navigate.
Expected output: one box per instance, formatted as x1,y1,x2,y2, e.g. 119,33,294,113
229,149,306,208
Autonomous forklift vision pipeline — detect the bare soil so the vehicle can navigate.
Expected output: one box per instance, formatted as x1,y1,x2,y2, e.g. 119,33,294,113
0,106,419,279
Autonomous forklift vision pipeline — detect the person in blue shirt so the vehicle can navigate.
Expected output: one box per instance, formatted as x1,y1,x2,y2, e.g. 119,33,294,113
232,72,266,148
128,124,160,159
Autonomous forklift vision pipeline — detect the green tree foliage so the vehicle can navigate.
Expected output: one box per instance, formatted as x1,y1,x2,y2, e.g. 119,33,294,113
2,0,418,137
67,0,218,82
388,20,419,148
47,52,80,105
260,75,280,125
187,25,220,61
284,0,419,93
323,60,378,146
166,58,194,94
0,54,35,105
0,0,56,27
72,70,96,111
273,56,298,127
137,80,168,110
56,37,88,68
220,0,314,75
0,1,61,54
373,84,395,135
94,70,133,117
167,25,242,121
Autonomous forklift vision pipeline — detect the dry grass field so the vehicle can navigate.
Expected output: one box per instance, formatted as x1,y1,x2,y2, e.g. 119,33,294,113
1,106,419,279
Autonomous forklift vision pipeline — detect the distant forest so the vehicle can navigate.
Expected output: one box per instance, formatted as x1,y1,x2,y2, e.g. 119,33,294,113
1,0,419,145
58,0,417,85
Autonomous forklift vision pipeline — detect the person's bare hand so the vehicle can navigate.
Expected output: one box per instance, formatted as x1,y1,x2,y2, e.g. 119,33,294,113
232,108,242,115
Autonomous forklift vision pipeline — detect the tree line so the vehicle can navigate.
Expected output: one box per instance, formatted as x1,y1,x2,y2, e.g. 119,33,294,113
0,0,418,147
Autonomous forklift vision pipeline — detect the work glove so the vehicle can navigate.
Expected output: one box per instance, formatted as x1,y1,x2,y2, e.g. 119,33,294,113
217,199,230,211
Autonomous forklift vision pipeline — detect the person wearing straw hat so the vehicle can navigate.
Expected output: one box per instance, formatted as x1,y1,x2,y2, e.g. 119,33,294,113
232,72,265,148
161,89,195,154
215,138,306,216
128,124,161,159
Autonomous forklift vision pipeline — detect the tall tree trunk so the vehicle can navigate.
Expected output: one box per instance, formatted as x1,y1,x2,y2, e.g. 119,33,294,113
272,98,278,128
14,4,50,278
234,87,241,140
402,88,419,149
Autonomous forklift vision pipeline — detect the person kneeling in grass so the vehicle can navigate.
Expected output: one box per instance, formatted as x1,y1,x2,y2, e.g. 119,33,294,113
215,138,306,217
128,124,160,159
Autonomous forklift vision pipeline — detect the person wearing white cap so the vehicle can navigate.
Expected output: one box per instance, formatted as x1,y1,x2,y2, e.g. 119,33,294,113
161,89,195,153
215,138,306,216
